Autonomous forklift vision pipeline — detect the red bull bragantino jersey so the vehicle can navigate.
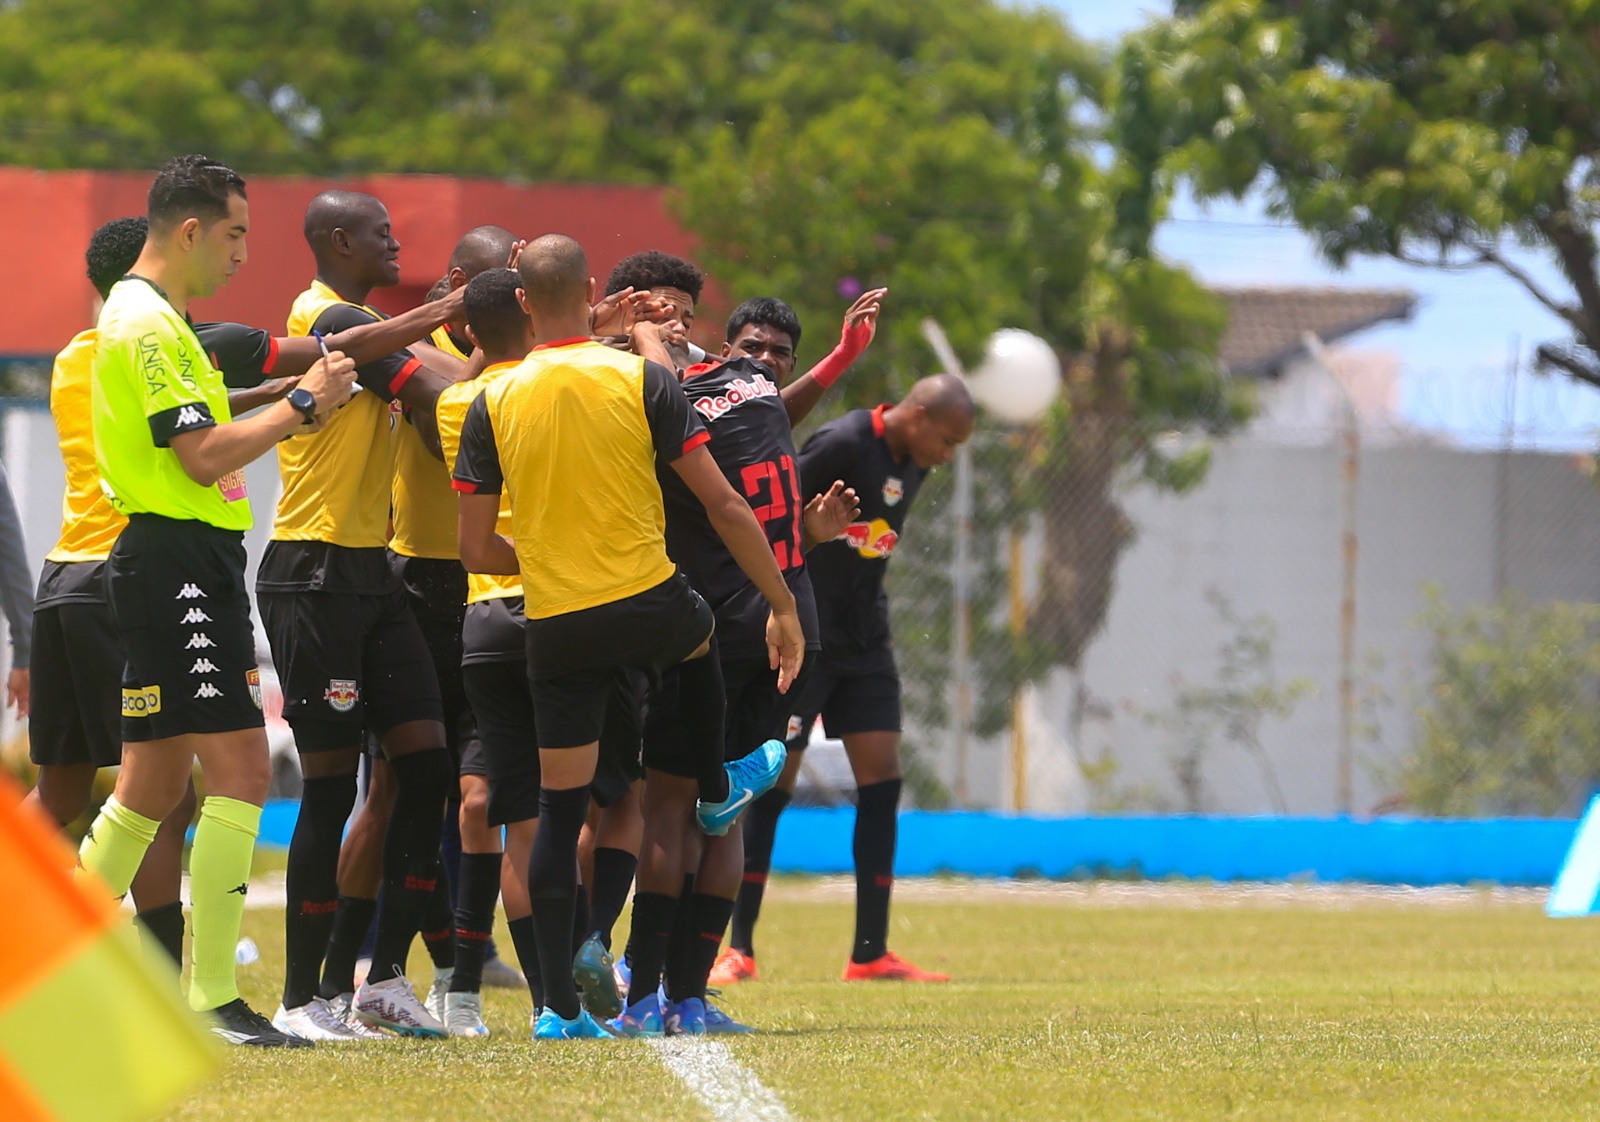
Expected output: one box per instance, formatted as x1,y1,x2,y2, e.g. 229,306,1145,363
658,356,820,661
798,403,929,658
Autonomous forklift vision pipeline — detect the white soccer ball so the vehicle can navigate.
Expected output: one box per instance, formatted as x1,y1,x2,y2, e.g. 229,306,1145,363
968,329,1061,425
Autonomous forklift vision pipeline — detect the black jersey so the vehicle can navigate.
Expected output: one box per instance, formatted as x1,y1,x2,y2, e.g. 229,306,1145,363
658,357,820,660
798,404,929,658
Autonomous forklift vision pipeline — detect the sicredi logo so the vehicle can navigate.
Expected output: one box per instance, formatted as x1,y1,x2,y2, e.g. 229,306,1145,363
121,686,161,717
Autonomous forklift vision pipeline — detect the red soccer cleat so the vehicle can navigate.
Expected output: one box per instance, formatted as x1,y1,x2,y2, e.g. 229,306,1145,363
841,951,950,982
708,947,760,985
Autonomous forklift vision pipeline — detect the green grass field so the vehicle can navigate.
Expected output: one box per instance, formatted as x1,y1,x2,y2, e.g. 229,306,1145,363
158,881,1600,1121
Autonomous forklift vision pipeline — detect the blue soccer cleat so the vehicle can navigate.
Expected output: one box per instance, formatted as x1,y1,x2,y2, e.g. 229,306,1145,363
666,997,707,1037
697,739,787,836
609,993,667,1038
573,932,623,1019
704,997,756,1036
532,1007,614,1040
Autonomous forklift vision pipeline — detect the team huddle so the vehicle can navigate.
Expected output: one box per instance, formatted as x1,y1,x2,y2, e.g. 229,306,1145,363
28,155,975,1045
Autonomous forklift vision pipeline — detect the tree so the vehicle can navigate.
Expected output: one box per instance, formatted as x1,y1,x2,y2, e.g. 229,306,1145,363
1117,0,1600,389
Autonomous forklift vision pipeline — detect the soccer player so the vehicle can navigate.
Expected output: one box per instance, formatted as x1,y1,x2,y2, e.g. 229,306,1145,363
260,189,467,1040
28,215,469,974
720,373,975,984
76,155,358,1047
453,234,804,1039
612,295,867,1038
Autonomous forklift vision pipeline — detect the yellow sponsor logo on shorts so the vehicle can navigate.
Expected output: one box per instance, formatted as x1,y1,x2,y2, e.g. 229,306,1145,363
121,686,161,717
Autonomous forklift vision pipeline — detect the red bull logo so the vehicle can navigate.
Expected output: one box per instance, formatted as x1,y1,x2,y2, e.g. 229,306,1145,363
324,679,359,713
883,476,904,506
692,374,779,422
838,518,898,559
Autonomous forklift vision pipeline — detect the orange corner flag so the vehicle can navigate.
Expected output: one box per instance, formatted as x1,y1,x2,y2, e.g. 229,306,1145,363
0,775,219,1122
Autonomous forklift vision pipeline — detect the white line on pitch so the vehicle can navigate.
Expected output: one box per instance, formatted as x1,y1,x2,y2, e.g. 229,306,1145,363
651,1037,795,1122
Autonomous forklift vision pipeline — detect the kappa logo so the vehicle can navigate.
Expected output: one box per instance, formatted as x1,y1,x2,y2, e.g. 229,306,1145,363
324,679,359,713
121,686,161,717
189,658,220,674
883,476,905,506
185,633,216,649
247,667,262,710
175,404,206,428
180,607,212,624
194,682,223,699
176,584,207,599
227,883,249,897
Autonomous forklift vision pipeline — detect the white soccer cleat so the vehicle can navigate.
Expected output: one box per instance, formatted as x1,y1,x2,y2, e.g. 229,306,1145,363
426,966,454,1024
328,992,388,1039
273,997,367,1042
355,975,448,1038
443,991,490,1038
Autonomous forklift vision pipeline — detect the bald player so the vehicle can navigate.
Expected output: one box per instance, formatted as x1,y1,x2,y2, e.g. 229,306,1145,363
718,374,975,985
454,234,804,1039
261,190,467,1041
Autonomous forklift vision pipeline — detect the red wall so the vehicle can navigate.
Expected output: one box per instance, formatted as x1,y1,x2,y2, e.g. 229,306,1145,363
0,167,700,357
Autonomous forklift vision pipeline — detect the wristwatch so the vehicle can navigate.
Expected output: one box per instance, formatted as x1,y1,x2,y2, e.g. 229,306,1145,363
286,387,318,423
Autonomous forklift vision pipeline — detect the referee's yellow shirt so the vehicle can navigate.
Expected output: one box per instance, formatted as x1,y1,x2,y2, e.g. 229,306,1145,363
389,325,466,560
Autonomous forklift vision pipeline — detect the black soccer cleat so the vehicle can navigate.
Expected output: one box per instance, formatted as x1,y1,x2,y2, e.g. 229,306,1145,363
209,997,315,1048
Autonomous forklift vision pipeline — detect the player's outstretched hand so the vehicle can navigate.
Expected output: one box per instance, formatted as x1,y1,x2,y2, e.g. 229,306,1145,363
766,609,806,694
301,349,358,414
803,481,860,548
505,238,528,270
592,286,666,336
842,287,887,346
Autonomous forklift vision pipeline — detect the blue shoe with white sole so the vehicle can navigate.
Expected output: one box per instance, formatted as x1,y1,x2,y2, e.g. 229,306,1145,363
697,739,786,836
533,1007,613,1040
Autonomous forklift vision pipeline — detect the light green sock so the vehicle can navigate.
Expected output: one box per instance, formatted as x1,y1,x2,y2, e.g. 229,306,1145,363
187,796,261,1013
77,795,161,899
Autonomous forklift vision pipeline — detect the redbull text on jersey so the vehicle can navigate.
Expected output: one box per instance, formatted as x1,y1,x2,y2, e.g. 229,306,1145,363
691,373,779,423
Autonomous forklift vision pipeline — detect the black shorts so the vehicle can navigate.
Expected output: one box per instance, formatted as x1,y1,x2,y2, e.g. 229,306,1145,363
29,597,123,768
525,571,712,749
258,584,444,753
463,597,646,824
106,515,265,742
782,647,901,751
642,653,810,779
391,553,475,760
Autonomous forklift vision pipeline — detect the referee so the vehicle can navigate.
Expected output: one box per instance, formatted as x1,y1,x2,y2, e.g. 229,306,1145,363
76,155,356,1048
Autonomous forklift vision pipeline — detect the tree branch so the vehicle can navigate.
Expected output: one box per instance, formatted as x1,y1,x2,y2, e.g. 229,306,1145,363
1473,244,1589,336
1533,343,1600,391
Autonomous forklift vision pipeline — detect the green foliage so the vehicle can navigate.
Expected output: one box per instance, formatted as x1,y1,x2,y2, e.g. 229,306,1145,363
1397,591,1600,818
1147,589,1315,813
1120,0,1600,387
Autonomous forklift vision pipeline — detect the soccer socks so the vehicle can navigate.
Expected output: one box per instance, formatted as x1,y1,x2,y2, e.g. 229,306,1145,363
851,778,902,965
667,893,737,1003
188,796,262,1012
506,914,544,1008
571,878,593,955
368,748,454,984
449,852,502,993
664,872,697,997
622,891,678,1009
320,896,378,999
134,901,185,967
421,861,456,971
590,846,638,951
77,795,160,897
730,787,791,955
674,651,731,805
528,784,590,1019
282,774,356,1009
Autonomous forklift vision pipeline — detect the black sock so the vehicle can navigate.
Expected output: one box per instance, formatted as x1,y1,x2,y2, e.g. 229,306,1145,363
731,788,790,955
672,651,730,804
368,748,453,983
449,852,502,993
623,891,678,1010
571,879,593,956
668,893,737,1003
528,784,591,1019
851,778,901,964
664,873,697,999
420,857,455,970
590,847,637,951
283,773,356,1008
506,914,543,1008
134,901,185,967
320,896,378,999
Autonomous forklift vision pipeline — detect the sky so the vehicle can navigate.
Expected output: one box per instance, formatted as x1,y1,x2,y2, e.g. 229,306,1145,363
1043,0,1600,450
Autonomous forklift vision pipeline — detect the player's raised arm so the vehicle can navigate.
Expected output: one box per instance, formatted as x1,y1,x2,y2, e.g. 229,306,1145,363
779,288,885,425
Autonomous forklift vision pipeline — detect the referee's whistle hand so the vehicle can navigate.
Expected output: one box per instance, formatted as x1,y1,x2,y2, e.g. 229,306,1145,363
302,350,358,411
